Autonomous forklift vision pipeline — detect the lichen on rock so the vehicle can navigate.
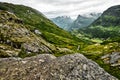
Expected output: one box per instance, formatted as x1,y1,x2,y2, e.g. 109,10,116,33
0,53,118,80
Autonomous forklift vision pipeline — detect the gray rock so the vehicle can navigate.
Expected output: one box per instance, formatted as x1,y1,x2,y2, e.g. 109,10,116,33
0,53,118,80
22,42,51,53
101,52,120,66
110,52,120,64
34,29,42,35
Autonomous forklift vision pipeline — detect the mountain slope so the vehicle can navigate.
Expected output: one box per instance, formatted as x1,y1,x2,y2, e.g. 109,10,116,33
78,5,120,39
92,5,120,26
0,10,55,57
0,2,84,51
51,16,73,30
0,2,70,38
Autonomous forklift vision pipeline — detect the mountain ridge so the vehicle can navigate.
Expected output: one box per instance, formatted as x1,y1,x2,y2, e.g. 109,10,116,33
51,13,101,31
70,13,101,31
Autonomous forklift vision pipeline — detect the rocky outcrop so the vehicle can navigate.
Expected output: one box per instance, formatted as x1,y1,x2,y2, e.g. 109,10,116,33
0,53,118,80
0,10,55,57
101,52,120,67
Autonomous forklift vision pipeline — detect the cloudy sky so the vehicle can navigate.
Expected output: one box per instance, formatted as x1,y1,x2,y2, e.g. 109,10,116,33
0,0,120,19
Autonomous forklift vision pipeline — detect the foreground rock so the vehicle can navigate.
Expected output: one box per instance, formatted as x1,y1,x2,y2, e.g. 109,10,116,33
0,53,118,80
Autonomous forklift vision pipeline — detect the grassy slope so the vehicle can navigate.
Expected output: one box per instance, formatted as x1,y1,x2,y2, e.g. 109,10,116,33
0,2,85,50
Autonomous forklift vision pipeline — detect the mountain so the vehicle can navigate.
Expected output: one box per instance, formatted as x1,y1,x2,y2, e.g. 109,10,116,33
92,5,120,26
51,16,73,30
0,2,81,43
0,2,86,58
0,53,118,80
69,13,101,31
78,5,120,39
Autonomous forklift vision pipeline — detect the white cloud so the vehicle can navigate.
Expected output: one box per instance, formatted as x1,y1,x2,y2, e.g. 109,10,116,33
0,0,120,19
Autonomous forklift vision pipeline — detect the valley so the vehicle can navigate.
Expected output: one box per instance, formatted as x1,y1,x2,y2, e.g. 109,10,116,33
0,2,120,80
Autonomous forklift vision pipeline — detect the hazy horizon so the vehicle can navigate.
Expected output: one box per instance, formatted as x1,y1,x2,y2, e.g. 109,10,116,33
0,0,120,19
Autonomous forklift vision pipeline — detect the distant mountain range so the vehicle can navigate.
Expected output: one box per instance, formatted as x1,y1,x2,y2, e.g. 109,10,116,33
51,13,101,31
51,16,74,30
69,13,101,31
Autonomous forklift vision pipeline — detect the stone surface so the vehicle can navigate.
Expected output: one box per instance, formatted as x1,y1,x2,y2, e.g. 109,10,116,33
101,52,120,67
34,29,42,35
0,53,118,80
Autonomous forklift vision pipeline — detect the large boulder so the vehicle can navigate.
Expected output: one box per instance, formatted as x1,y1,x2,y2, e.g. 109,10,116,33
0,53,118,80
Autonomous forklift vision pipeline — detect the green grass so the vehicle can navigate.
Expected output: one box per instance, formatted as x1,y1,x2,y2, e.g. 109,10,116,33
79,26,120,39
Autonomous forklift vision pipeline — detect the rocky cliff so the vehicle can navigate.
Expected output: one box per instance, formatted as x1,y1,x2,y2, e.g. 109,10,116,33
0,53,118,80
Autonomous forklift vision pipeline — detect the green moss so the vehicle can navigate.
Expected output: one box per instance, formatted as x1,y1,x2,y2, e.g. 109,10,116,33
18,48,36,58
